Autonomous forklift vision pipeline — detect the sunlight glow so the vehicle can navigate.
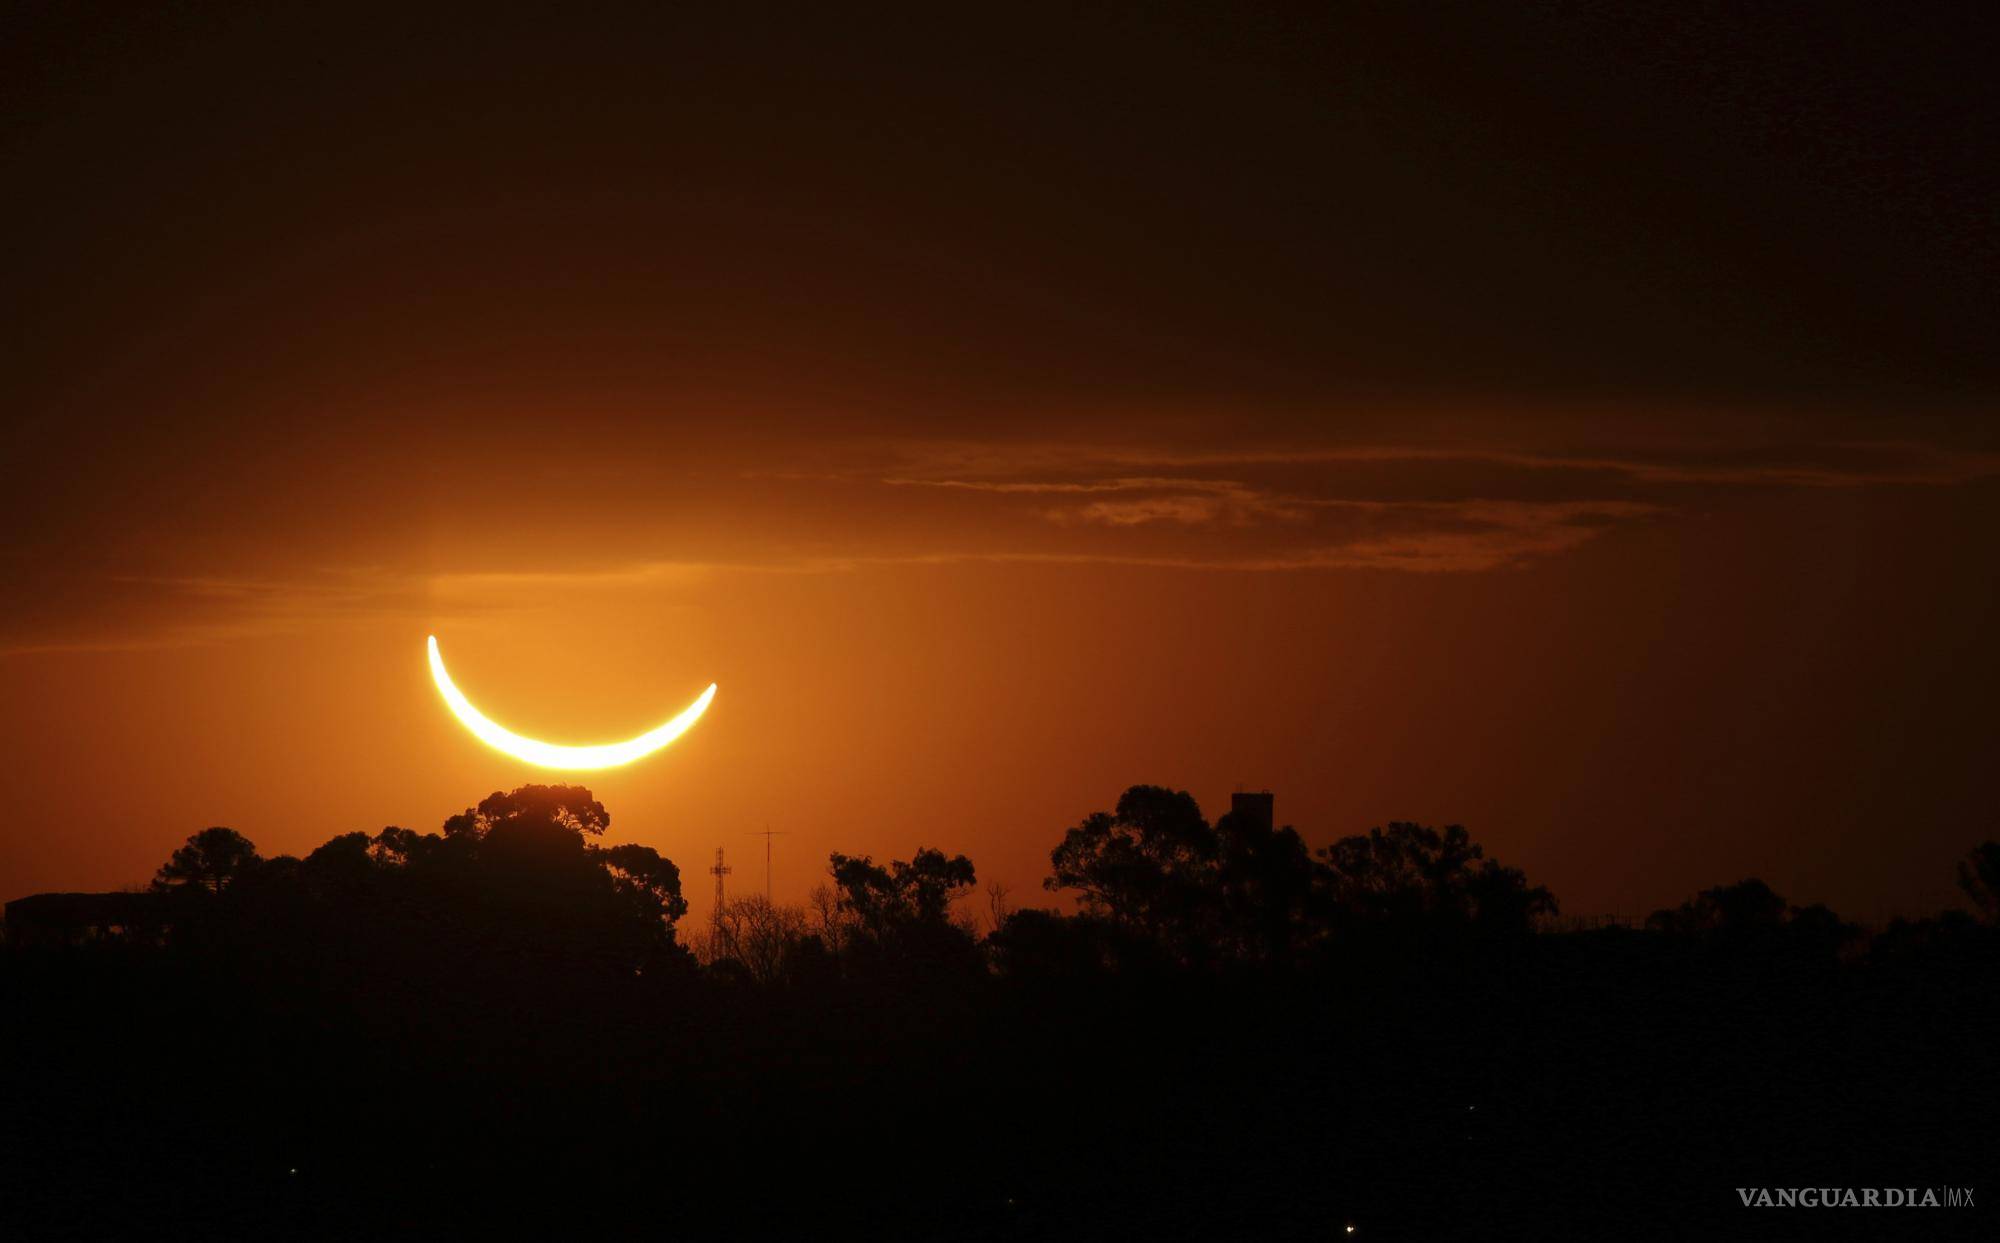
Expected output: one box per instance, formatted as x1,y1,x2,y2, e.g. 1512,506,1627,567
427,635,716,770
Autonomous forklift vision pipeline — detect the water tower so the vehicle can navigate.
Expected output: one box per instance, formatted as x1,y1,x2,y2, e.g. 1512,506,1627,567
1230,789,1274,834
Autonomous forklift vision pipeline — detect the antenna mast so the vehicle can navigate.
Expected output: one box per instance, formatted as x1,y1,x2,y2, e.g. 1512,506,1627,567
747,826,790,903
708,847,731,930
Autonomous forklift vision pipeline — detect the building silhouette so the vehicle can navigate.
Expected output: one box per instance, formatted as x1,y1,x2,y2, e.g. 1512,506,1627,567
1231,790,1274,834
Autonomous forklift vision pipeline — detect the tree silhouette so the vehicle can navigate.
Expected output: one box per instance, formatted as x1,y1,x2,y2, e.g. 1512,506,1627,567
1213,798,1316,964
595,842,690,924
830,848,976,932
1646,878,1788,935
13,778,2000,1241
303,831,372,875
988,907,1156,979
1045,785,1219,953
1645,878,1857,962
1955,841,2000,922
1045,790,1554,962
368,825,436,867
446,784,611,842
1315,822,1555,935
827,847,979,973
342,784,692,970
702,894,811,983
152,827,262,894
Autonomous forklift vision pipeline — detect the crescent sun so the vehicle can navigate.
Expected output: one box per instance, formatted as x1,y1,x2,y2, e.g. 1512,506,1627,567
427,635,717,770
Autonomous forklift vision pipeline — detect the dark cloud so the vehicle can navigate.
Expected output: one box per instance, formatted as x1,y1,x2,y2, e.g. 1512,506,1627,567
10,432,1993,653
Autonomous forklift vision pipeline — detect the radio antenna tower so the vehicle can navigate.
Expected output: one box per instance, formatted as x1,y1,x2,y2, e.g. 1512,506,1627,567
709,847,731,929
746,826,789,903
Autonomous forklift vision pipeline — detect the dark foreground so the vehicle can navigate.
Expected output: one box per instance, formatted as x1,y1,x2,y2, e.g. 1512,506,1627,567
3,787,1997,1240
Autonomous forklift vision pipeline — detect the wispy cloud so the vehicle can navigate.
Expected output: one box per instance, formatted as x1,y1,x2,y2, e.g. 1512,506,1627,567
884,475,1237,495
855,435,2000,568
0,568,464,656
888,474,1319,527
822,498,1658,571
0,556,893,655
887,438,2000,489
1051,484,1313,527
8,433,1991,656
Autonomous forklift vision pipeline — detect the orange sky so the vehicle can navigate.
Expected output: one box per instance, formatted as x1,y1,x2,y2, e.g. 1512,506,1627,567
4,5,1997,923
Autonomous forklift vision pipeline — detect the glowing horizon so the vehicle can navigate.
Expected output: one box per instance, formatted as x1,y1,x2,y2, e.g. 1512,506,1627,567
426,634,716,770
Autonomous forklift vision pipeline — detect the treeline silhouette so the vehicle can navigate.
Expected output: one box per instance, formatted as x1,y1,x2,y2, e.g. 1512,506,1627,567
4,785,1997,1240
